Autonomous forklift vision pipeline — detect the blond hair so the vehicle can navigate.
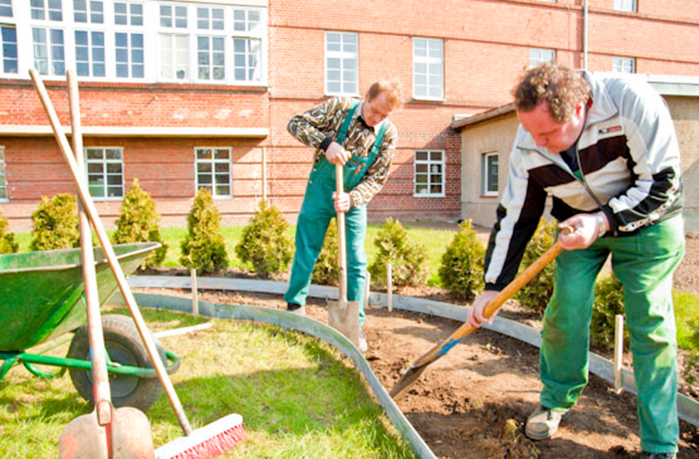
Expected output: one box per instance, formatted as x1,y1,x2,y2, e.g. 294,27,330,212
367,79,403,108
513,62,590,123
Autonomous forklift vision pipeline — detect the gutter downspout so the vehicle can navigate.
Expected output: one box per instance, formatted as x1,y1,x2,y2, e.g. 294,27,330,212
583,0,589,70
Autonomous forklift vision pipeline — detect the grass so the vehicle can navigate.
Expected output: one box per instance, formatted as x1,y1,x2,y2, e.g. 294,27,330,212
0,306,415,458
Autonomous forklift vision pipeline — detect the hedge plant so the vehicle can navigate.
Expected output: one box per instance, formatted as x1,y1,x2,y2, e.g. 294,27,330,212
590,272,628,351
112,179,168,268
515,219,558,313
180,188,229,273
368,217,428,289
0,211,18,254
311,220,339,285
439,219,485,303
235,199,293,279
29,194,80,251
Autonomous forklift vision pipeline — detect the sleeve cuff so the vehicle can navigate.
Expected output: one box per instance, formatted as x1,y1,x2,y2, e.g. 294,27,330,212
319,136,334,151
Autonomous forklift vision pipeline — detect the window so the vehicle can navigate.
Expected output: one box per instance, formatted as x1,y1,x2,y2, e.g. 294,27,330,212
86,147,124,200
414,150,445,196
196,148,231,197
482,152,499,196
1,26,17,74
413,37,444,100
529,48,555,67
32,27,65,76
325,31,358,95
197,6,225,81
0,0,12,17
115,32,144,78
75,30,105,77
0,147,6,200
612,56,635,74
31,0,63,21
614,0,636,12
231,8,262,82
114,1,143,26
74,0,104,24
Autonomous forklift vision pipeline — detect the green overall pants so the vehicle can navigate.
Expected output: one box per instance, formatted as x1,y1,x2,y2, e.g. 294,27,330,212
284,102,386,327
540,216,685,453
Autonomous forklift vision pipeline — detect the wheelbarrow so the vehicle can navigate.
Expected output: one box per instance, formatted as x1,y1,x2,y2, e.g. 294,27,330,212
0,241,180,412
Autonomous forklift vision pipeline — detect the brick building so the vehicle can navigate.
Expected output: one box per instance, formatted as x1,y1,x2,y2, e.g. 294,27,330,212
1,0,698,232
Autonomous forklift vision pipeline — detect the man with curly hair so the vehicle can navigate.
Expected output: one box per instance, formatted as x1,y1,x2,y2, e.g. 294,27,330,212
468,62,684,459
284,80,402,352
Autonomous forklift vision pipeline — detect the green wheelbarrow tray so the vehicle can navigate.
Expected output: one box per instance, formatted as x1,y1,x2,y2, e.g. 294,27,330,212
0,241,181,412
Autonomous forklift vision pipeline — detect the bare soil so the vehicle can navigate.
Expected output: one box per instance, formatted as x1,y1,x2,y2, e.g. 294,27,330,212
139,233,699,458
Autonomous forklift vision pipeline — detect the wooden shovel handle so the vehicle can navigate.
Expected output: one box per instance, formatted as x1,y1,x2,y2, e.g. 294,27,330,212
335,163,348,303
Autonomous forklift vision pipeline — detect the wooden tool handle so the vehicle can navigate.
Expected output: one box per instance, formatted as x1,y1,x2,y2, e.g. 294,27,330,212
335,163,348,303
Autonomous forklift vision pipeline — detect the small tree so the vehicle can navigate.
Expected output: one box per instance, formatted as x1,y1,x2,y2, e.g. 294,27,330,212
311,220,339,285
235,200,293,279
30,194,80,251
113,179,168,268
0,211,18,254
590,272,627,351
515,219,558,313
439,219,485,303
368,217,428,289
180,188,229,273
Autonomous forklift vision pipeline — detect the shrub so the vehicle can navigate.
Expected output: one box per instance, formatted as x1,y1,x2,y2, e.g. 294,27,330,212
439,219,485,303
180,188,229,273
0,211,18,254
112,179,168,268
311,220,339,285
590,273,627,351
30,194,80,251
515,219,557,313
368,217,428,289
235,200,293,279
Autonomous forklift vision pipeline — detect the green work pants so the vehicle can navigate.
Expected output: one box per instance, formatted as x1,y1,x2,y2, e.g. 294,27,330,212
540,216,685,453
284,159,368,326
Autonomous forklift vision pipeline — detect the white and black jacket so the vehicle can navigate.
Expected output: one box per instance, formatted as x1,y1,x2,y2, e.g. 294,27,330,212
484,71,683,291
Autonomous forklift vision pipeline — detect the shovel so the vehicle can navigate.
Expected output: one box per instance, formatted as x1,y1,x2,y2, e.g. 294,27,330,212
328,164,360,346
58,71,154,458
390,234,569,400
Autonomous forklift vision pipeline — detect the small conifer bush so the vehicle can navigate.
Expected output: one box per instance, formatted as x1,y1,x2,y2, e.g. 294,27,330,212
113,179,168,268
311,220,339,285
30,194,80,251
439,219,485,303
235,200,293,278
590,272,627,351
180,188,229,273
515,219,557,313
0,211,18,254
368,217,428,289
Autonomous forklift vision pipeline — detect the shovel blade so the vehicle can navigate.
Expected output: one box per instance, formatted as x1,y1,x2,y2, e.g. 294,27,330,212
59,406,154,459
328,299,360,346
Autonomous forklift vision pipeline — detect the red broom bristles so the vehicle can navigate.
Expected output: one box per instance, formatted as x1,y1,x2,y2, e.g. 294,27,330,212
156,414,245,459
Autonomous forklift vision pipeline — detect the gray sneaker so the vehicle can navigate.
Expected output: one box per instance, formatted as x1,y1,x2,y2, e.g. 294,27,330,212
358,331,368,353
525,406,570,440
286,303,305,316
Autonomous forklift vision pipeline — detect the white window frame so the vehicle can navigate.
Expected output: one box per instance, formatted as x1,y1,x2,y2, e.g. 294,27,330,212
414,150,445,197
325,31,358,96
85,147,124,201
614,0,637,12
529,48,555,68
0,0,12,18
0,24,17,76
75,29,105,77
73,0,104,24
5,1,267,85
195,147,232,198
413,37,444,101
481,152,499,197
612,56,635,74
0,146,7,201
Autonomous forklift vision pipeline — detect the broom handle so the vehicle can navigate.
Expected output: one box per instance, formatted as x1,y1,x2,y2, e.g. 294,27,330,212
335,164,348,303
30,69,193,436
67,71,114,429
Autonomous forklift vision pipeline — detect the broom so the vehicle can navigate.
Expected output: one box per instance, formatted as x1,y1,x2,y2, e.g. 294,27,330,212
29,68,245,459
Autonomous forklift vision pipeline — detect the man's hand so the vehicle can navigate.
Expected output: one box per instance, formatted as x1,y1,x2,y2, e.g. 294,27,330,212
466,290,500,328
558,212,608,250
325,141,350,165
333,191,350,212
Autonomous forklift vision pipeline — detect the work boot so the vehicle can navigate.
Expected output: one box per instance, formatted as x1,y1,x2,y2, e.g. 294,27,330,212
358,330,368,353
633,453,677,459
524,406,570,440
286,302,305,316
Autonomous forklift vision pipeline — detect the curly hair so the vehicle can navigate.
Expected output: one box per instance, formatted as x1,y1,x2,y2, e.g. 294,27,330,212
512,62,591,123
368,79,403,108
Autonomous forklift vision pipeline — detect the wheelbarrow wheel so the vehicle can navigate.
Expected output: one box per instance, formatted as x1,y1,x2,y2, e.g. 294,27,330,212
67,314,165,412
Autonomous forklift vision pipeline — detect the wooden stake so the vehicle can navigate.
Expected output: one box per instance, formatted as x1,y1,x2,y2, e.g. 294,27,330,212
191,268,199,317
614,314,624,394
387,261,393,312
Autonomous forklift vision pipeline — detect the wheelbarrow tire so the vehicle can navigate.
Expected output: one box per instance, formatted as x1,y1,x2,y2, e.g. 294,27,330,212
67,314,166,412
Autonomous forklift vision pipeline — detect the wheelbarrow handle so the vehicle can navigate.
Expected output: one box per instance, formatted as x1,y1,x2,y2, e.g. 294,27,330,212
29,69,193,436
